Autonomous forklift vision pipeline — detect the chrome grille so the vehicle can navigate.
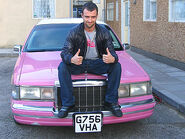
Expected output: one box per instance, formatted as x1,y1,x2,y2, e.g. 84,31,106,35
57,81,107,112
73,86,106,112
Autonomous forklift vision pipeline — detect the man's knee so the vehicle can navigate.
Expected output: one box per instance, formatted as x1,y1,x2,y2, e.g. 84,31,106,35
108,62,121,75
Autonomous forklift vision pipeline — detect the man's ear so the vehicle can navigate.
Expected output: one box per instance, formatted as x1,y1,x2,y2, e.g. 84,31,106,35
81,13,83,18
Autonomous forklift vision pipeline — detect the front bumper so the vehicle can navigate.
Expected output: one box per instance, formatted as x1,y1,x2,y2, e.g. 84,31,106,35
12,95,155,126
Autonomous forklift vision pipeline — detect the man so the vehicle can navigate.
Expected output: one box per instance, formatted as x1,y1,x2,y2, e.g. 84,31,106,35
58,2,122,118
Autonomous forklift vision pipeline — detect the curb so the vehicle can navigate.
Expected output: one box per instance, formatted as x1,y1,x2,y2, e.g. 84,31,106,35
153,88,185,115
0,53,18,57
0,49,18,57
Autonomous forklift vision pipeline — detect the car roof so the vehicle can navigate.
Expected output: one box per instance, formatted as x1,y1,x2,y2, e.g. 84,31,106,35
37,18,107,25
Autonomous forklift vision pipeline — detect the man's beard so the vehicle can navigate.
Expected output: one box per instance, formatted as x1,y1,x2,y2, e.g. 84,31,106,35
85,22,95,29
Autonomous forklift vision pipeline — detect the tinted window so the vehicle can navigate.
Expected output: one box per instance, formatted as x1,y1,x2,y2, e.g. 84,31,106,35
104,25,123,51
25,24,77,52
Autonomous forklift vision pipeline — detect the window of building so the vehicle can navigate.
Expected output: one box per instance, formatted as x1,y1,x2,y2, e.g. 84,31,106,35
125,2,129,26
169,0,185,22
143,0,157,21
116,0,119,21
33,0,55,19
93,0,100,4
107,2,114,21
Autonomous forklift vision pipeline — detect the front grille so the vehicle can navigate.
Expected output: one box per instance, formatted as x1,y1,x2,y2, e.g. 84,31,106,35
57,83,106,112
74,86,106,112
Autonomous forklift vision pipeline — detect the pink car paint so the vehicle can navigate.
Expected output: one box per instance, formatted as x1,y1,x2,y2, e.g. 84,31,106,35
12,50,155,126
11,19,155,126
13,51,150,86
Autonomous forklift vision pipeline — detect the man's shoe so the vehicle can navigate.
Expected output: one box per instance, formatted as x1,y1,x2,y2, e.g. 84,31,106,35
58,105,75,118
104,102,123,117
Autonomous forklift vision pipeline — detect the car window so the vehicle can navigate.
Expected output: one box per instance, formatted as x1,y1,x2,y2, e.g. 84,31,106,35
103,25,123,51
109,31,121,49
25,24,77,52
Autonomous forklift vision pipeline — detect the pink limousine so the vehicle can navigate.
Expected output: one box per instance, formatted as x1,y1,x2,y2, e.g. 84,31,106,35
11,18,155,131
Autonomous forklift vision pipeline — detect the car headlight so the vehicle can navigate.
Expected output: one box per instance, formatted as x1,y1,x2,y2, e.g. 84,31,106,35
41,88,54,99
20,87,40,99
118,84,129,97
12,85,20,99
19,86,54,100
130,83,147,96
118,81,152,98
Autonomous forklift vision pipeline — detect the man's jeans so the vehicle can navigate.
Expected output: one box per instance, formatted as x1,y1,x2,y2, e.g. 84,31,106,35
58,59,121,107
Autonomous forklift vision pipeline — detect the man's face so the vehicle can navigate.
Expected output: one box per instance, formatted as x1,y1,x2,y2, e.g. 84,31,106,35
82,9,98,30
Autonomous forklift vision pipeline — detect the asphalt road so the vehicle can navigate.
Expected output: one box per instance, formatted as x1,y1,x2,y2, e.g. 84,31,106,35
1,57,185,139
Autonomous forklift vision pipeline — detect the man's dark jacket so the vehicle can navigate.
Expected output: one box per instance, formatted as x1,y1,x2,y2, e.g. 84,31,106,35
60,22,118,64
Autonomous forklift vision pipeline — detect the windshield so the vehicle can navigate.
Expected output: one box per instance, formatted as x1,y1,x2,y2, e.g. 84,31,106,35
24,24,123,52
25,24,77,52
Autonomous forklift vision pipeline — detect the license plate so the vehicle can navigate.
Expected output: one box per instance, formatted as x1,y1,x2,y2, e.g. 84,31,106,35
73,112,103,133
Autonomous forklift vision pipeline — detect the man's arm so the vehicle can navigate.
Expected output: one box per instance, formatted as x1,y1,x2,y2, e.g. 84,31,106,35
60,31,74,64
71,49,83,65
103,29,118,63
103,48,115,63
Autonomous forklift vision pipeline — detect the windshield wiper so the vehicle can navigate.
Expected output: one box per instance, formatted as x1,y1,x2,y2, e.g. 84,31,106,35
26,48,61,52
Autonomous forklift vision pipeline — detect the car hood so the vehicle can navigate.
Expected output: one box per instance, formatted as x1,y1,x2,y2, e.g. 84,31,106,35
117,51,150,83
18,51,149,86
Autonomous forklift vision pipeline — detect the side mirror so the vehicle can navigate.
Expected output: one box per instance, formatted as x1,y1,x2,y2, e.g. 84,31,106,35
14,45,22,55
123,43,130,50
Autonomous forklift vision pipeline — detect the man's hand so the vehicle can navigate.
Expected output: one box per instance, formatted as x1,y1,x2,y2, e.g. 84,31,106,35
103,48,115,64
71,49,83,65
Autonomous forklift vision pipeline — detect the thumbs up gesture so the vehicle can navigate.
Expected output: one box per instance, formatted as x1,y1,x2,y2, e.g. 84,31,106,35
103,48,115,64
71,49,83,65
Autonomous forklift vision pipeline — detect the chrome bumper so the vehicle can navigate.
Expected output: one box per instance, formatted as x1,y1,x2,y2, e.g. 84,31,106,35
12,98,155,118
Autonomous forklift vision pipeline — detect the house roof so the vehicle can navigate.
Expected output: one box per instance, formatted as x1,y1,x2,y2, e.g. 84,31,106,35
37,18,106,25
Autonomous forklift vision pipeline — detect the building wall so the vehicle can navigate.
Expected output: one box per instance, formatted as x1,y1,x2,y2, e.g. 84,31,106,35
0,0,71,48
95,0,105,21
130,0,185,63
73,0,105,21
106,0,122,40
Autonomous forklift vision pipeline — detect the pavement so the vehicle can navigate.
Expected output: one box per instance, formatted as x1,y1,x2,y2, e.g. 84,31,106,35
1,48,185,115
0,48,18,57
127,50,185,115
